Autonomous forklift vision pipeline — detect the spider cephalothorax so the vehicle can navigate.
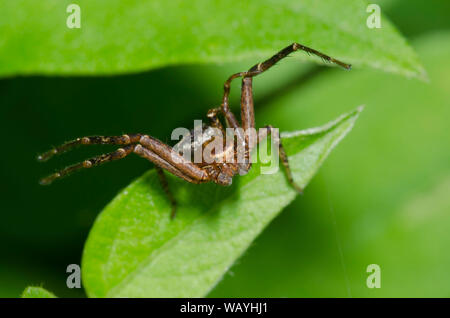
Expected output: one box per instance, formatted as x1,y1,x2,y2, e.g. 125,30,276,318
38,43,351,217
172,123,239,186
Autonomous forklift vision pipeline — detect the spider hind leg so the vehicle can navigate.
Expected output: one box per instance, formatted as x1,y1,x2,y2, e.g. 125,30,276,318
258,125,303,194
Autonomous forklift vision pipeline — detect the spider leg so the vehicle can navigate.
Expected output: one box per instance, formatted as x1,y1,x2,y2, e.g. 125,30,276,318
236,77,255,174
39,135,210,186
218,76,255,175
39,144,135,185
257,125,303,194
219,44,350,173
37,134,142,162
220,74,244,133
247,42,351,75
138,135,209,182
133,144,198,184
206,108,224,130
219,73,248,172
220,43,350,112
155,166,177,218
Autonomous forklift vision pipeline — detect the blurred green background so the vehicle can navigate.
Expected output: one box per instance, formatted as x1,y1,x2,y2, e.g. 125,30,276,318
1,0,450,297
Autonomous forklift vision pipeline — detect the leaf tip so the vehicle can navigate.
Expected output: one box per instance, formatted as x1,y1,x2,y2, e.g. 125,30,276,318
21,286,56,298
355,104,365,114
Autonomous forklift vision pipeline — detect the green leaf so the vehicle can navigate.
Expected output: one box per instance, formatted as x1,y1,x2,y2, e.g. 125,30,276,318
81,107,362,298
1,0,424,79
21,286,56,298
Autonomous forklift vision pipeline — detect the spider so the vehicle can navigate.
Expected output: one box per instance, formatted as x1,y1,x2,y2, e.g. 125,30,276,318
38,43,351,218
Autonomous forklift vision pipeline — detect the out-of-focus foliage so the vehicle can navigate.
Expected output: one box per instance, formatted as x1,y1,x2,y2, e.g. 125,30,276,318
382,0,450,37
0,0,424,79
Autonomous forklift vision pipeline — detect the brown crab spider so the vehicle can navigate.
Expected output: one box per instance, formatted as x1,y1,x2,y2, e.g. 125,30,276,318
38,43,351,218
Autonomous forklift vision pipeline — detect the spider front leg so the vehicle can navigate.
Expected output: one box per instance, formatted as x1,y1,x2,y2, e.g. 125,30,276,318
37,134,142,162
218,76,254,175
39,144,135,185
38,133,143,184
38,134,211,218
38,133,209,186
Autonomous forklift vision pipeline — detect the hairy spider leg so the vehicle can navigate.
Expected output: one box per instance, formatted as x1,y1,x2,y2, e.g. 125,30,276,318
235,79,301,191
155,166,177,218
206,108,225,130
132,144,198,184
238,77,255,173
38,134,211,217
38,132,209,181
257,125,303,194
247,42,351,75
39,144,135,185
138,135,208,182
37,134,142,162
133,136,212,218
218,43,350,175
38,134,209,217
220,42,351,120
